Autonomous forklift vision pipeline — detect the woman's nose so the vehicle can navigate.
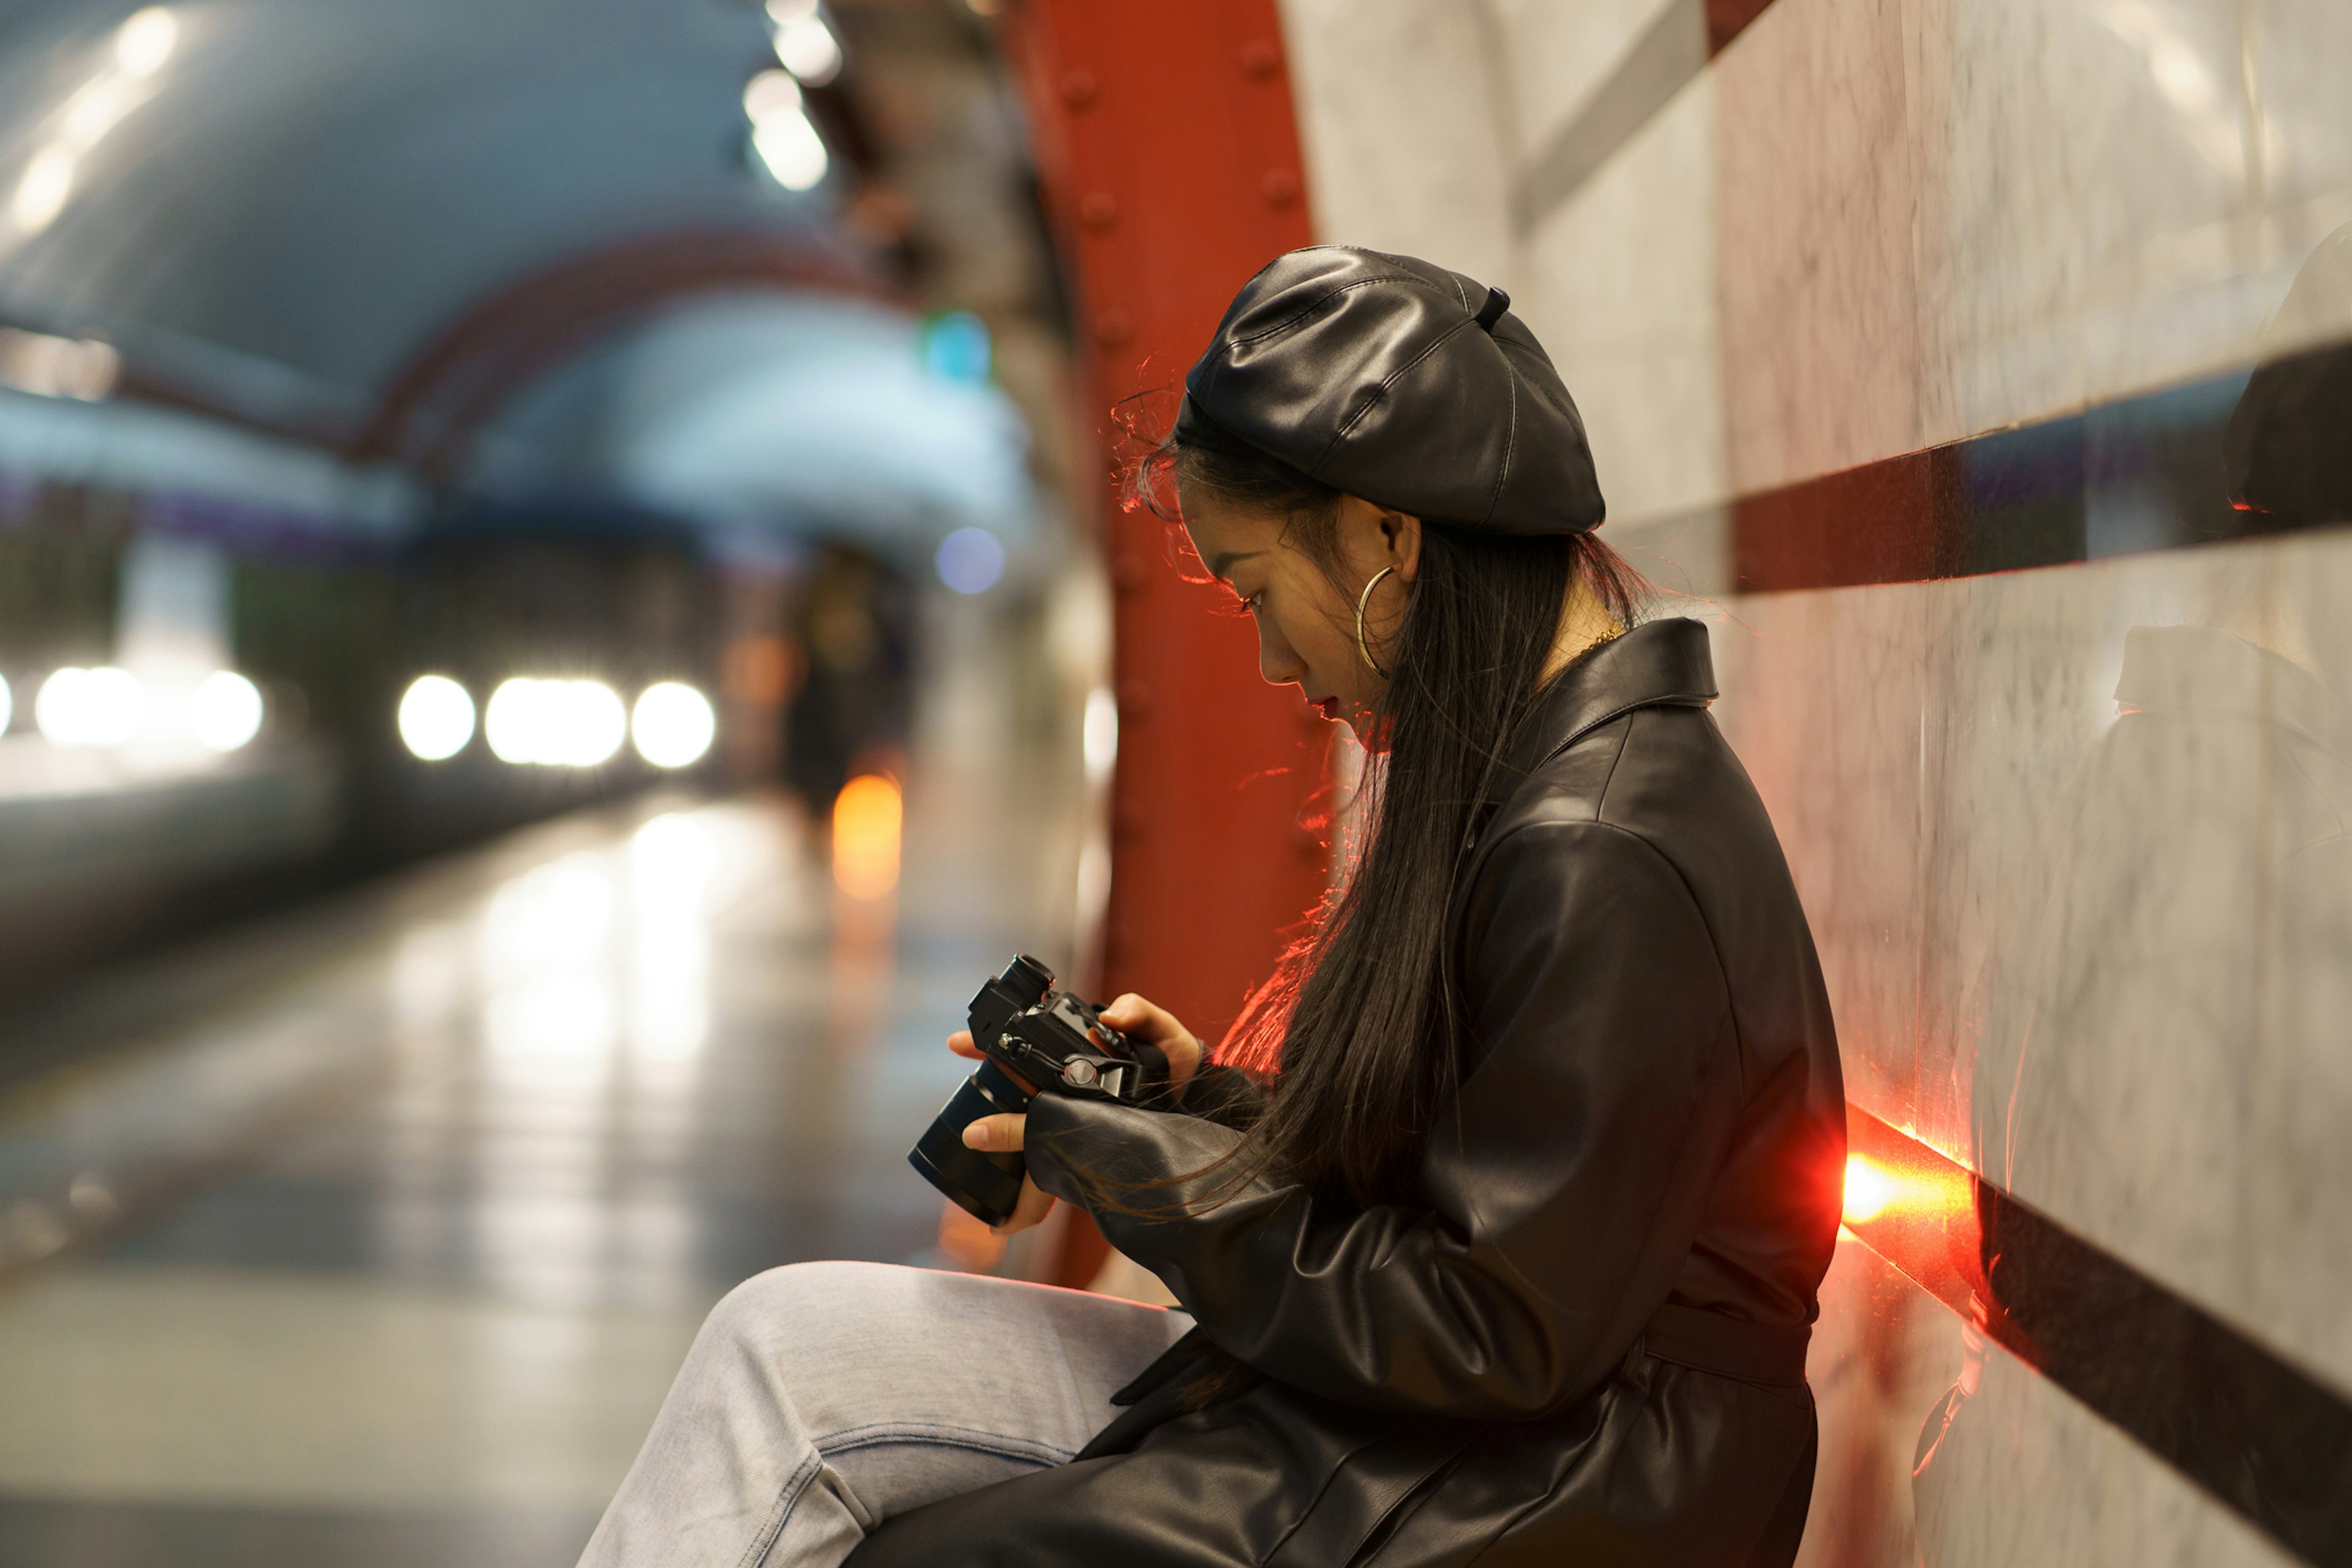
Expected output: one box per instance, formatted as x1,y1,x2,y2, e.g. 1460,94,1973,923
1256,616,1306,687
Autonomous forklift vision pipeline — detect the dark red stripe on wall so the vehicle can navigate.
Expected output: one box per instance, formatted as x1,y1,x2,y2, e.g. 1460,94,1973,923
1728,341,2352,594
1841,1106,2352,1566
1703,0,1777,53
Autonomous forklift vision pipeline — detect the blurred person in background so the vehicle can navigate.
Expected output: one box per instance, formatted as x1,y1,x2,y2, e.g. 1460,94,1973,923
784,542,914,813
579,249,1844,1568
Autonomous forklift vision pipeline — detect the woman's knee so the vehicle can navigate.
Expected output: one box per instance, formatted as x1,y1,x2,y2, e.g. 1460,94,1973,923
697,1259,930,1370
709,1260,878,1333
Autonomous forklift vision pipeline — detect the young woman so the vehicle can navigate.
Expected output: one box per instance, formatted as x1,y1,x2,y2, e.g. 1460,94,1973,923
580,247,1845,1568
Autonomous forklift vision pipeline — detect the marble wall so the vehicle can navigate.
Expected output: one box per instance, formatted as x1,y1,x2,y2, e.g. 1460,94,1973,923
1277,0,2351,1561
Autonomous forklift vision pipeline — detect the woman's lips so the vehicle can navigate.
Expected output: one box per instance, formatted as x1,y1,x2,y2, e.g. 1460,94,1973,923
1310,696,1340,721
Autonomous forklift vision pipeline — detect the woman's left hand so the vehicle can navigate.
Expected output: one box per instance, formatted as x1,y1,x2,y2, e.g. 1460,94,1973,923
950,1029,1055,1235
959,1110,1054,1235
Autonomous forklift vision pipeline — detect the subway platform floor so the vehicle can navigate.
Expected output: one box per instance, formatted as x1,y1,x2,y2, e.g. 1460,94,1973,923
0,659,1091,1565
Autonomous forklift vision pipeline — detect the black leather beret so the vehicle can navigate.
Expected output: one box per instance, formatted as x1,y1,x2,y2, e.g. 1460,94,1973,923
1181,246,1605,535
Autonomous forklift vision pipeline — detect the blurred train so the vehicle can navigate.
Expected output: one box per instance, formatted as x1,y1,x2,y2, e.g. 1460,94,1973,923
0,462,766,1001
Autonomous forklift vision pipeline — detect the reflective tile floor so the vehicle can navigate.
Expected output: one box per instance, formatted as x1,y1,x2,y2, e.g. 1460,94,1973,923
0,614,1090,1566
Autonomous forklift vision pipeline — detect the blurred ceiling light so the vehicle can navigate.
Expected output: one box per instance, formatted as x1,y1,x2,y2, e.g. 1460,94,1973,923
742,67,803,124
189,669,263,752
832,774,902,899
35,666,143,747
752,110,829,192
935,526,1006,595
1082,686,1118,785
12,148,75,235
2091,0,2242,175
114,7,180,77
486,677,627,767
61,79,137,148
399,675,475,761
766,0,820,22
0,330,120,401
13,10,176,241
632,682,717,769
772,11,843,85
0,674,11,734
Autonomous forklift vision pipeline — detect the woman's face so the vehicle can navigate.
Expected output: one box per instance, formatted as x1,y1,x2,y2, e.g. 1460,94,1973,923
1181,489,1419,732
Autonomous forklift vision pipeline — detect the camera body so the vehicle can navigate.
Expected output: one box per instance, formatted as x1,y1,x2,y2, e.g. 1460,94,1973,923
908,954,1167,1225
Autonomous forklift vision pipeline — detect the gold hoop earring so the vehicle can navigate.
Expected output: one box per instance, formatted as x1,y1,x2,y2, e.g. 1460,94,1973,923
1354,566,1397,678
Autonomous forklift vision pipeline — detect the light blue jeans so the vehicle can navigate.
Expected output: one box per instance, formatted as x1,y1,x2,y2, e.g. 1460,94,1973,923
577,1261,1193,1568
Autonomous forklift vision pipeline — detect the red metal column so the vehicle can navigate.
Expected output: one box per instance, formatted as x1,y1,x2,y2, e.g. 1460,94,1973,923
1000,1,1329,1283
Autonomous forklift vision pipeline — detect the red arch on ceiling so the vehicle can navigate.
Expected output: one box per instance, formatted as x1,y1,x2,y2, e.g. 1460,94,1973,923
347,230,893,482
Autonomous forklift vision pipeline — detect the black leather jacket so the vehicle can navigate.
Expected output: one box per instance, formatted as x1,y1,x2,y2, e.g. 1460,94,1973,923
854,619,1845,1567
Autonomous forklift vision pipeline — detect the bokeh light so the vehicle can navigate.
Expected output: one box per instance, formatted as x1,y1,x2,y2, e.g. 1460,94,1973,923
743,68,802,124
12,148,74,234
752,110,829,191
832,774,902,898
768,2,842,84
189,670,263,752
0,674,11,735
1082,685,1118,784
921,311,992,383
63,78,136,146
35,666,143,747
631,682,717,769
935,527,1005,594
398,675,475,761
742,53,829,192
486,678,627,767
1842,1154,1894,1224
114,7,180,76
0,330,120,401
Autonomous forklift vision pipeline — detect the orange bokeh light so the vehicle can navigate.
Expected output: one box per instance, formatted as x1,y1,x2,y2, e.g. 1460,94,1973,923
1839,1146,1972,1229
832,774,902,899
1838,1109,1992,1317
1842,1153,1895,1223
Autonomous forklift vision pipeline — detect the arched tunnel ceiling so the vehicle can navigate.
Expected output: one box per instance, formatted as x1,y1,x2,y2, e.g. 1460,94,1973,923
0,0,818,390
0,0,1049,552
480,292,1035,556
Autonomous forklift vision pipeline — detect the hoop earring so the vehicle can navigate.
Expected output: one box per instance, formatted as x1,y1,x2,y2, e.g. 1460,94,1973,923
1354,566,1397,679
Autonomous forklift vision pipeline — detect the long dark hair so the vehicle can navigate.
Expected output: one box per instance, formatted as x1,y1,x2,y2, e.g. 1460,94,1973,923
1129,405,1647,1209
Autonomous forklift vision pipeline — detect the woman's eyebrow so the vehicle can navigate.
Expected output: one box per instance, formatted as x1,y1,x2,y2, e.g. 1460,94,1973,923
1205,549,1264,581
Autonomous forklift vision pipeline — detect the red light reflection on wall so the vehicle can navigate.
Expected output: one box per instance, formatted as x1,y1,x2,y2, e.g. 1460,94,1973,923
1838,1107,1991,1328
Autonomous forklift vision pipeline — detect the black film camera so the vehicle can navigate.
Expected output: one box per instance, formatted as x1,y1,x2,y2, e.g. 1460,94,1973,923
908,954,1167,1226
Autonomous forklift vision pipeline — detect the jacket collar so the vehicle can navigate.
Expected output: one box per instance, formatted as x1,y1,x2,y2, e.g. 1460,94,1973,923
1483,617,1717,805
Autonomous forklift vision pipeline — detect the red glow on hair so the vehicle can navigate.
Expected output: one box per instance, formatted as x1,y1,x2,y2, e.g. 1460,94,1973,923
1213,892,1340,1076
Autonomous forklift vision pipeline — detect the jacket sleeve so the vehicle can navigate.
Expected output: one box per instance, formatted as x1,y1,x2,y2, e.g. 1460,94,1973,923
1024,821,1743,1419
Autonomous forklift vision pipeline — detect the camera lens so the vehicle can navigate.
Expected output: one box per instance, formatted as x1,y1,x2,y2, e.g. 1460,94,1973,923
908,1060,1030,1225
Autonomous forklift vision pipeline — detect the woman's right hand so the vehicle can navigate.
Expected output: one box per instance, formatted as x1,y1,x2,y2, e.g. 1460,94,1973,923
948,997,1204,1092
1096,993,1203,1092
